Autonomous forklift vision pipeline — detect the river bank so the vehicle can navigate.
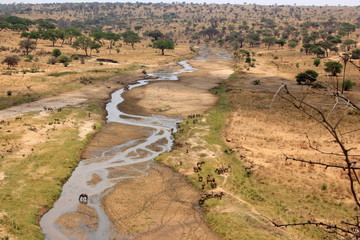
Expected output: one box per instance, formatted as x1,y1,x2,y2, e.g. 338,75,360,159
0,48,195,239
100,48,233,239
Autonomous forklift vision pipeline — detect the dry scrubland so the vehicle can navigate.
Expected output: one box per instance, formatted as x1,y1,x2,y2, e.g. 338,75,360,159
0,30,193,110
0,2,359,240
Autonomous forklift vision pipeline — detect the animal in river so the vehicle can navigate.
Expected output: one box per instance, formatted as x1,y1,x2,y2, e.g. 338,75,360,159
79,193,89,204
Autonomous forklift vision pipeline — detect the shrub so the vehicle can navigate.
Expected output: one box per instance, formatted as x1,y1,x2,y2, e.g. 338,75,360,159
7,90,12,96
295,70,318,85
252,79,261,85
2,55,20,68
313,57,321,67
72,55,79,60
351,49,360,59
343,79,355,91
52,48,62,57
57,55,72,64
311,82,325,89
47,57,57,65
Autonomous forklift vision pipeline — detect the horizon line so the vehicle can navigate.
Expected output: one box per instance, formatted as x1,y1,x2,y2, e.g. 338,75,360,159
0,1,359,7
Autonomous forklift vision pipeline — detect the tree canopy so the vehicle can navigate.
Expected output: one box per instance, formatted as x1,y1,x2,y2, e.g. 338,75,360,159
152,39,175,55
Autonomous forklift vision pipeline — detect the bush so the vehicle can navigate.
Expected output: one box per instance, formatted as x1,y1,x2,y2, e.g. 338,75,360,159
295,70,318,85
47,57,58,65
57,55,72,64
52,48,62,57
351,49,360,59
2,55,20,68
252,79,261,85
72,55,79,60
7,90,12,96
313,57,321,67
311,82,325,89
343,79,355,91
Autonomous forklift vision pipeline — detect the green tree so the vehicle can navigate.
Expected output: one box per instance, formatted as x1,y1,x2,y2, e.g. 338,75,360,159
72,36,95,56
144,30,164,41
295,70,318,84
42,29,63,46
340,23,356,38
200,27,220,40
302,43,314,55
90,42,102,55
122,31,141,50
12,24,28,33
275,39,286,48
0,21,11,31
262,37,277,49
91,31,106,44
324,61,343,76
343,39,358,51
19,39,37,55
104,32,121,49
2,55,20,68
63,27,82,44
134,25,143,32
152,39,175,55
35,19,56,30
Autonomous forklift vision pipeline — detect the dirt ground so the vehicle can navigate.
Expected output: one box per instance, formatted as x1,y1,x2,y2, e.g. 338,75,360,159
104,163,219,240
99,49,233,239
120,59,233,118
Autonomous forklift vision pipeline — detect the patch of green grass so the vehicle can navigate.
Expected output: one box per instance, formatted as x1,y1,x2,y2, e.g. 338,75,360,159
228,72,240,80
0,93,45,110
47,71,77,77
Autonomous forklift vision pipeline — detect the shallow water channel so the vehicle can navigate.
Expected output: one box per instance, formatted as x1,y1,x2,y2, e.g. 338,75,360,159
40,48,231,240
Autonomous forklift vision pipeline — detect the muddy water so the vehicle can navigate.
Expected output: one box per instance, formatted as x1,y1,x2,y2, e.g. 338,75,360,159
40,48,231,240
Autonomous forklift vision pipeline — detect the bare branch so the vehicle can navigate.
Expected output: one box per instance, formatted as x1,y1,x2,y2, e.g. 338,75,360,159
284,155,360,170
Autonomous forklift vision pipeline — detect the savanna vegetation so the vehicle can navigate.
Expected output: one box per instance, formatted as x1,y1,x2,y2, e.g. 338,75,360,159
0,2,359,240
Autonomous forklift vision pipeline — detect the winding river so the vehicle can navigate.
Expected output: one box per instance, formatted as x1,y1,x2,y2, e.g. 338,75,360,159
40,47,231,240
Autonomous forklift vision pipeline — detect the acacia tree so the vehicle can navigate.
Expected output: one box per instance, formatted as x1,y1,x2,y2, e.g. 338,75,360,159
324,61,343,76
152,39,175,55
122,30,141,50
144,30,164,41
72,36,96,56
19,39,37,55
42,29,64,46
63,27,82,44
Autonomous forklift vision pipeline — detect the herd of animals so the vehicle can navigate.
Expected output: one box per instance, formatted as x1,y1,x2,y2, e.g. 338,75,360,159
177,114,229,206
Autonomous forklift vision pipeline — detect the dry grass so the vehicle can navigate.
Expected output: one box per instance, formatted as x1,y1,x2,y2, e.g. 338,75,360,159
0,30,194,109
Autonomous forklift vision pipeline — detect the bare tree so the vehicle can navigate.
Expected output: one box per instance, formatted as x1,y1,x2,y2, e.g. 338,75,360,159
271,84,360,240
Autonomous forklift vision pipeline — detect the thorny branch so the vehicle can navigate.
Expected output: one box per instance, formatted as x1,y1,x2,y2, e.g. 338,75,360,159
271,84,360,239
